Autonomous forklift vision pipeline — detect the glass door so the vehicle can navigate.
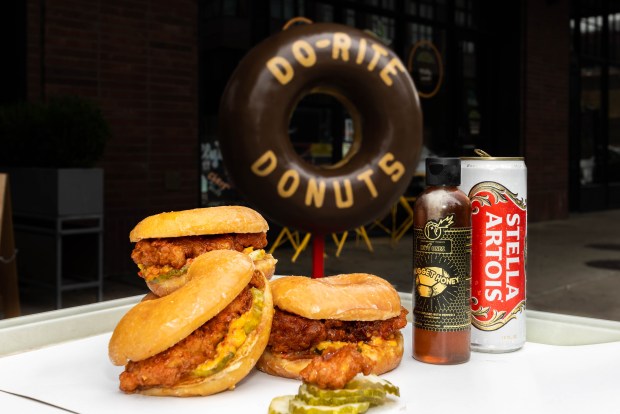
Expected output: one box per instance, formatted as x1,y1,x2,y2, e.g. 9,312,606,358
570,1,620,210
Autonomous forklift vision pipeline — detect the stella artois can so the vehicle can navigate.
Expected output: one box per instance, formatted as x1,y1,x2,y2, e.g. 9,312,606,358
459,153,527,352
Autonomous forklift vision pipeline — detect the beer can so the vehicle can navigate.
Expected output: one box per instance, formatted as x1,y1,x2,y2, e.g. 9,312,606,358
459,152,527,352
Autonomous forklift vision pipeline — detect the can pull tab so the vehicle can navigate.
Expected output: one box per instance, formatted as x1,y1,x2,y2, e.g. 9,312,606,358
474,149,492,157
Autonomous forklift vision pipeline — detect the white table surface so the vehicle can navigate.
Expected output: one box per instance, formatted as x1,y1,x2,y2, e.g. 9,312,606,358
1,294,620,413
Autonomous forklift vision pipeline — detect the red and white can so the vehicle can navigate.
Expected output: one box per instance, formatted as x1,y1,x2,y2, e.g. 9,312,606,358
459,153,527,353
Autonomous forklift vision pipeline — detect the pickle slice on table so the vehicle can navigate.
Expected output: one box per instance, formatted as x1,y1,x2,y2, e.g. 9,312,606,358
297,392,384,407
298,384,385,406
289,398,370,414
344,374,400,397
267,375,400,413
268,395,296,414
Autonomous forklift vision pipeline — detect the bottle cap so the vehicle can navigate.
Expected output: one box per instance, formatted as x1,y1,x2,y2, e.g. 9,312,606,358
425,157,461,186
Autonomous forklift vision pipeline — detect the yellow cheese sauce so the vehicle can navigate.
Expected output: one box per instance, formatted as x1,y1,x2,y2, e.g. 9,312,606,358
192,287,264,377
313,336,400,363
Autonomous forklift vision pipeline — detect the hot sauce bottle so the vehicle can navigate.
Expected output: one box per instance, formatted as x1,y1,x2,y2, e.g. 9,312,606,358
412,158,472,364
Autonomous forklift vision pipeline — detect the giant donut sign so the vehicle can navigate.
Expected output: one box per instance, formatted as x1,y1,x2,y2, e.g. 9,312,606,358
219,22,422,234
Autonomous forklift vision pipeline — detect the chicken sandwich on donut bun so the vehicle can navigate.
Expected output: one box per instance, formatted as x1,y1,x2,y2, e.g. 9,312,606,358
109,249,274,396
257,274,408,389
129,205,277,296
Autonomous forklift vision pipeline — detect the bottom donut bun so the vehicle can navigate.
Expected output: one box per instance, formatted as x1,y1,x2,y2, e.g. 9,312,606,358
256,331,404,380
254,252,277,280
145,272,189,297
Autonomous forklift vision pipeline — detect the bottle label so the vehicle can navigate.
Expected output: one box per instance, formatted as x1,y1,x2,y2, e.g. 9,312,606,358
413,214,471,332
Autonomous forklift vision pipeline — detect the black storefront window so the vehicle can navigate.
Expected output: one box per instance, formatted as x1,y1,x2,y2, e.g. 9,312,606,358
609,63,620,183
570,0,620,210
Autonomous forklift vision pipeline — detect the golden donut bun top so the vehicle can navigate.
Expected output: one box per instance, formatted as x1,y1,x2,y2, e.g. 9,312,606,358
129,205,269,242
108,250,255,365
270,273,401,321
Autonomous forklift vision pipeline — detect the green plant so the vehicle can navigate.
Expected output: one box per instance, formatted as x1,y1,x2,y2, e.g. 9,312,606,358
0,95,110,168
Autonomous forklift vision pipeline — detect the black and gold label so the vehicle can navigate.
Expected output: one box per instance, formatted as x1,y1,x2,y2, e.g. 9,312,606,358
413,214,471,332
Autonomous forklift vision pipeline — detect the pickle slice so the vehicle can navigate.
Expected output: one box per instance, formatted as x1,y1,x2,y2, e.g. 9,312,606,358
289,398,370,414
299,384,385,406
298,388,384,407
344,374,400,397
267,374,400,413
244,288,264,334
192,351,234,377
303,383,385,400
268,395,295,414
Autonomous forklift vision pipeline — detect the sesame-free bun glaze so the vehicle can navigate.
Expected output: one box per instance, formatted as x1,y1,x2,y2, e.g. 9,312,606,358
109,250,254,366
257,332,404,380
270,273,401,321
129,206,269,242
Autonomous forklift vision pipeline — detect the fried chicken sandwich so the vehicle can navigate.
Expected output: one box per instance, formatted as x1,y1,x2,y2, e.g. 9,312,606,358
108,249,274,396
257,273,408,389
130,205,277,296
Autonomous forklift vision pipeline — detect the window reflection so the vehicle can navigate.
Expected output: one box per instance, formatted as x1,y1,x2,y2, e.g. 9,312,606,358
610,13,620,60
571,1,620,209
609,64,620,182
580,64,602,185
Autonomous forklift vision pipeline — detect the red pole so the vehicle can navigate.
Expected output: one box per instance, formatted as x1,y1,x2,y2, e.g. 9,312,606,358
311,233,325,278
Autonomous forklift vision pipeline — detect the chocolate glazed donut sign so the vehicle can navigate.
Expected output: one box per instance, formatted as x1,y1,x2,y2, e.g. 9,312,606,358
219,23,422,234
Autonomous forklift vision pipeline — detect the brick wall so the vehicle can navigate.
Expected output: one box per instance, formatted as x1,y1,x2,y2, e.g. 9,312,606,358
523,0,570,221
27,0,199,275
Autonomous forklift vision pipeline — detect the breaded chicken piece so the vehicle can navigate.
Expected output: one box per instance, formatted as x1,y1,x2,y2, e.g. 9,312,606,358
300,345,373,389
132,233,267,270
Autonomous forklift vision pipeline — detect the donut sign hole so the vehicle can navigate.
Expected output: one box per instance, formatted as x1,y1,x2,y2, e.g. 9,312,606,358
288,92,359,168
